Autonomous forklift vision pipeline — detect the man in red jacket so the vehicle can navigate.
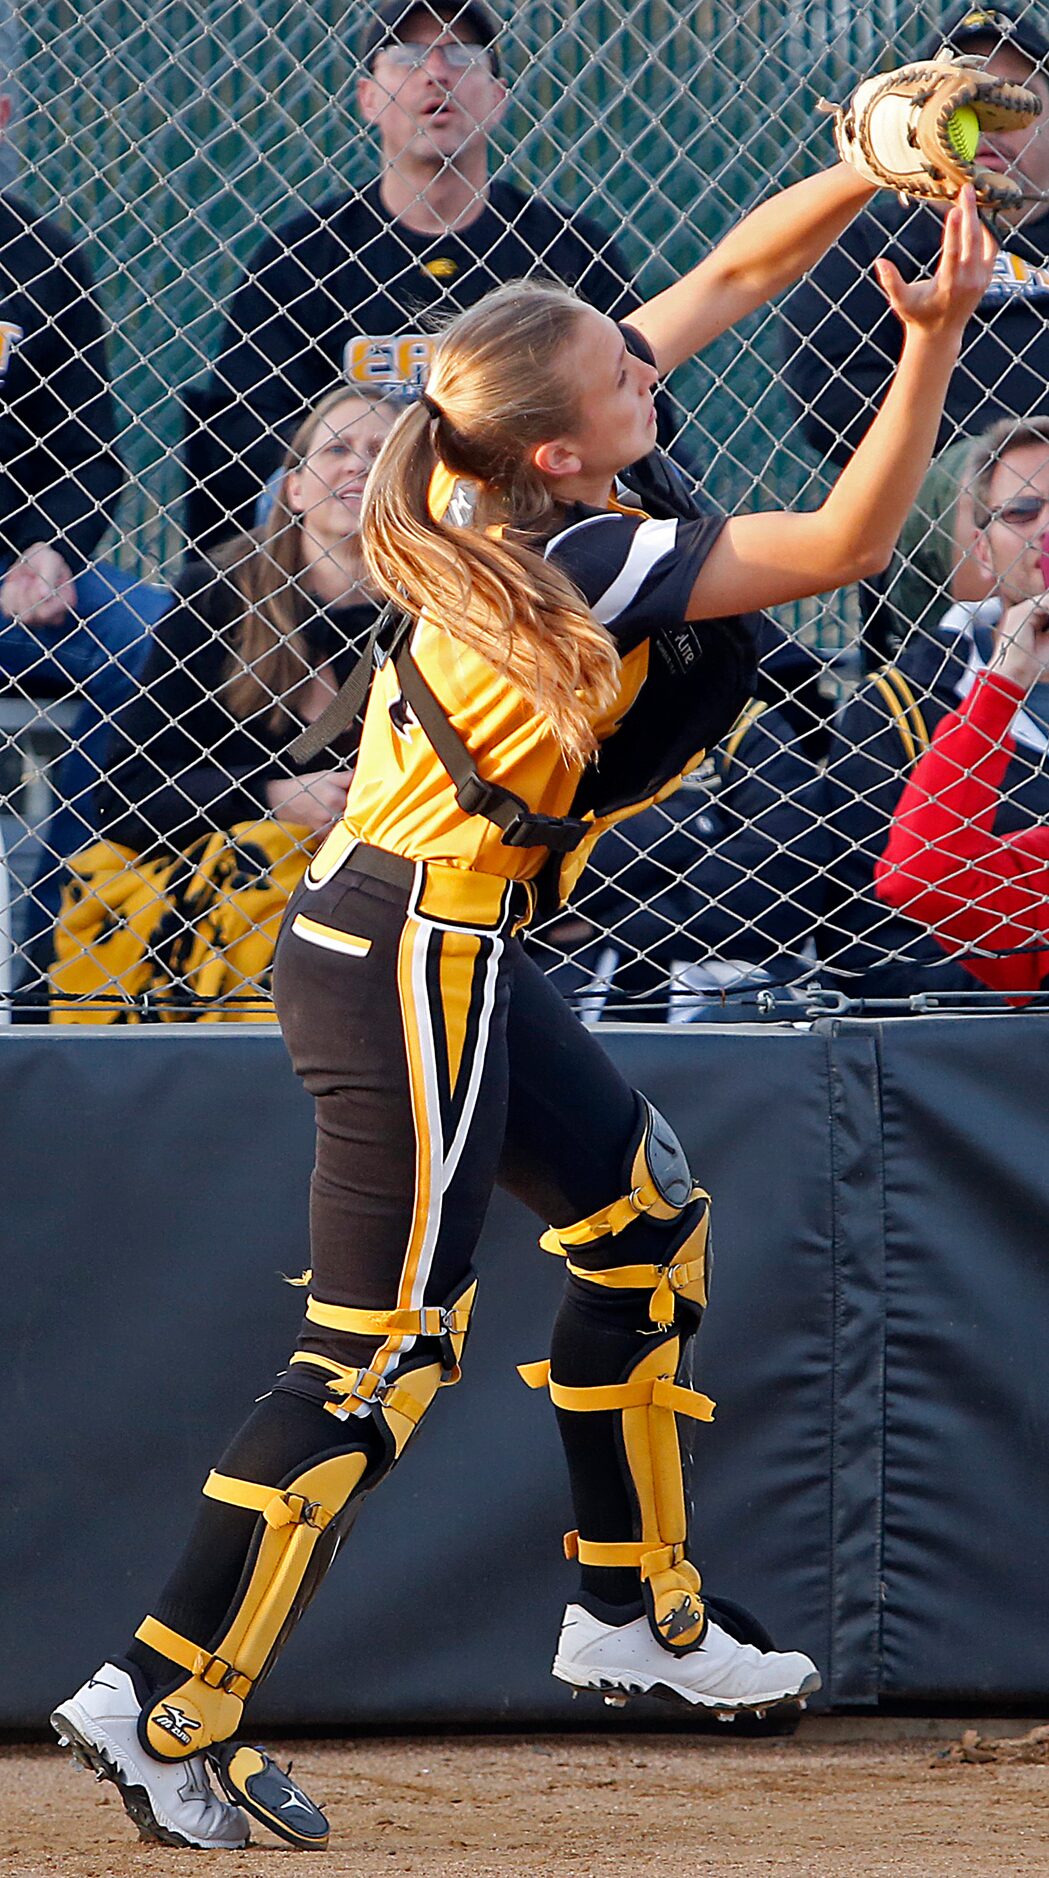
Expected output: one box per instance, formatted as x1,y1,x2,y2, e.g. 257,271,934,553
876,420,1049,998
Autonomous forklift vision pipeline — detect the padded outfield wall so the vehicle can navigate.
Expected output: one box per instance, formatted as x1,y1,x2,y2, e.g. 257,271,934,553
4,1018,1049,1730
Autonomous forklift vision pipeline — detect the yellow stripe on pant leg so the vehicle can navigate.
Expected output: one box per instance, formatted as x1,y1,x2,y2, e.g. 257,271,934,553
438,930,480,1096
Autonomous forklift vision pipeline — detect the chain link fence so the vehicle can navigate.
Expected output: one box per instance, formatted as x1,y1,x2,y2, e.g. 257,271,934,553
2,0,1049,1021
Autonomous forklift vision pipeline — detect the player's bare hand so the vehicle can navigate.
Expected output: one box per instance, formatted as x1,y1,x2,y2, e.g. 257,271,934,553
1,543,75,625
992,596,1049,691
265,768,354,833
872,186,997,337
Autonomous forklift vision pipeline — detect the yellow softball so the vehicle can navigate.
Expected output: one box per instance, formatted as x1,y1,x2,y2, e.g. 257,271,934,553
947,104,980,164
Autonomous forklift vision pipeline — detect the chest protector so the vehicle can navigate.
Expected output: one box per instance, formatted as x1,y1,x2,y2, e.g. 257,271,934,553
291,452,757,922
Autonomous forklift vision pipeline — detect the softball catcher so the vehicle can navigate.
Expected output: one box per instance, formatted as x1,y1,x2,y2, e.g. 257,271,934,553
52,72,1002,1849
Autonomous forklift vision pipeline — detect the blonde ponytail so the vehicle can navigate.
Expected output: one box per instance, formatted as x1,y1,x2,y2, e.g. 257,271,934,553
361,282,621,767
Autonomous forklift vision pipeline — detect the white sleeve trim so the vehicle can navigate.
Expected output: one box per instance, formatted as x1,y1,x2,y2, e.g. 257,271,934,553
587,516,678,625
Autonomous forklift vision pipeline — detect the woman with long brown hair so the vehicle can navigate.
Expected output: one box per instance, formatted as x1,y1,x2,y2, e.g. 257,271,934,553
50,387,398,1019
53,166,994,1849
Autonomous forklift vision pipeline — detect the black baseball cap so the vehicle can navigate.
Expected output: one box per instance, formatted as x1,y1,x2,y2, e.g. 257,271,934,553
937,4,1049,68
360,1,502,75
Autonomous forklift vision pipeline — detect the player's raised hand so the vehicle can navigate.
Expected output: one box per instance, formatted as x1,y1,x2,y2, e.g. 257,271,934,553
872,185,997,337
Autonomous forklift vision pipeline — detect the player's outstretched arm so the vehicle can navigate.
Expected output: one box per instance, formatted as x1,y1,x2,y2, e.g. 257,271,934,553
629,163,875,374
684,187,996,619
629,56,1038,377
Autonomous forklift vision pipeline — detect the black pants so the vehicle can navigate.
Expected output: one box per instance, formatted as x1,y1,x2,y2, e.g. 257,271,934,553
128,846,699,1693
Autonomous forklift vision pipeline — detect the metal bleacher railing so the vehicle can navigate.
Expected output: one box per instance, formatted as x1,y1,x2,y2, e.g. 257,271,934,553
2,0,1048,1022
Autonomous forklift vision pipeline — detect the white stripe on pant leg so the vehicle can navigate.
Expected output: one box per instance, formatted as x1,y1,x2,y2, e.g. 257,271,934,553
442,932,503,1190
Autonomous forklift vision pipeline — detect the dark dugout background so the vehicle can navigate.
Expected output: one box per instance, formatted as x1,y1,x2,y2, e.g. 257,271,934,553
4,1018,1049,1729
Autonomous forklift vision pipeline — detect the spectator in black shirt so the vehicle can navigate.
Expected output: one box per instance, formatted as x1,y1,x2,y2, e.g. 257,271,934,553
50,387,398,1018
188,0,640,551
95,388,397,854
0,39,122,626
780,2,1049,662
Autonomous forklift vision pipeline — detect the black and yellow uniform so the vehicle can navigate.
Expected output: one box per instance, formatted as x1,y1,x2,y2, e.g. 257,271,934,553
121,356,758,1760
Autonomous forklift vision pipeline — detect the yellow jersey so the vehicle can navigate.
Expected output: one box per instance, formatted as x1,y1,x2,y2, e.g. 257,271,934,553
342,496,725,881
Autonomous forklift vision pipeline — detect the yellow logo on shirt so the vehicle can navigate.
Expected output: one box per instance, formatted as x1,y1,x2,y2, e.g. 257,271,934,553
343,333,433,392
0,320,23,380
984,252,1049,300
421,257,458,279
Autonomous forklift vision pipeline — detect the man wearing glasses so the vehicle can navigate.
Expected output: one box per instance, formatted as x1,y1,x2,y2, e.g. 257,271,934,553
779,2,1049,667
187,1,638,551
819,417,1049,1006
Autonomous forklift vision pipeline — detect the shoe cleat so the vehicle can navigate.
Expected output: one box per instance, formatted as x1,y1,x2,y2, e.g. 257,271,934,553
50,1663,249,1849
553,1605,821,1714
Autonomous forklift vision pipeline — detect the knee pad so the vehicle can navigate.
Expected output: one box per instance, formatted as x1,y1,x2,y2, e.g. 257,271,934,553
136,1274,476,1760
541,1097,711,1326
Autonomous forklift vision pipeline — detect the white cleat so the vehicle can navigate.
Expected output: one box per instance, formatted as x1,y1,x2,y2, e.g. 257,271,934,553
51,1664,249,1849
552,1604,821,1713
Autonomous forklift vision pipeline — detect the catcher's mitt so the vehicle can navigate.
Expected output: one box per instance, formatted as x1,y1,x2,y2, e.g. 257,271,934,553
824,58,1041,218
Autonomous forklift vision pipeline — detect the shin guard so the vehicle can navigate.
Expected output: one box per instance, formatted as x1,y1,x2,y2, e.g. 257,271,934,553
527,1097,714,1652
136,1277,476,1760
522,1335,714,1652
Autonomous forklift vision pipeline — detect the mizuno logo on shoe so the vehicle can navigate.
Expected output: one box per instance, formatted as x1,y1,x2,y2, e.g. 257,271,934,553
153,1704,202,1746
657,1598,703,1642
277,1786,315,1814
86,1676,117,1691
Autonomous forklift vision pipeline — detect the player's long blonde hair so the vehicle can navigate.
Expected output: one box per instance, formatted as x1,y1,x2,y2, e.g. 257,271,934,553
361,281,621,767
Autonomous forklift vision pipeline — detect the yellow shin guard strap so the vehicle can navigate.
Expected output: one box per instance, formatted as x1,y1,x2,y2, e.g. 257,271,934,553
288,1354,439,1429
563,1248,708,1324
517,1360,715,1424
135,1617,254,1703
542,1190,710,1319
540,1174,710,1254
304,1296,473,1339
563,1532,705,1647
540,1181,672,1251
202,1471,335,1530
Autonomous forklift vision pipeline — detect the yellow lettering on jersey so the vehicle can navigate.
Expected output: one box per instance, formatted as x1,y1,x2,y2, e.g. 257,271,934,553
0,320,23,380
343,333,434,392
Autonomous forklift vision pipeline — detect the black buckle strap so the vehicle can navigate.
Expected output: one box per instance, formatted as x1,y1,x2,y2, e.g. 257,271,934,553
452,773,587,852
288,603,410,766
395,646,589,854
288,603,590,856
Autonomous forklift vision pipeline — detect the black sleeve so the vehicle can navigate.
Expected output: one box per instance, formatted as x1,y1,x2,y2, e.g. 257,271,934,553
198,220,338,543
0,226,123,563
94,570,283,849
546,508,725,652
819,680,930,974
578,713,828,968
557,207,638,322
779,211,901,470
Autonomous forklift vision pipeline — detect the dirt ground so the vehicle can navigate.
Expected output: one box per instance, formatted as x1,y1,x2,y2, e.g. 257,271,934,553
5,1720,1049,1878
